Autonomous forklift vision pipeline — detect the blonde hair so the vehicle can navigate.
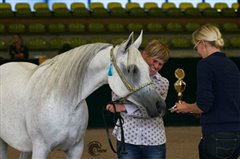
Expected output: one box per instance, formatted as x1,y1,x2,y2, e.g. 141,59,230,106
192,24,224,49
144,40,170,62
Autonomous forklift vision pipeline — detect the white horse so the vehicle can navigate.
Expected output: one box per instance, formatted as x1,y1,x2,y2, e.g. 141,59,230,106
0,31,165,159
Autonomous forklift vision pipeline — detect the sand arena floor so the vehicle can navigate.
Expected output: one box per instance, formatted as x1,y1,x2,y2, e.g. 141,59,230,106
8,126,201,159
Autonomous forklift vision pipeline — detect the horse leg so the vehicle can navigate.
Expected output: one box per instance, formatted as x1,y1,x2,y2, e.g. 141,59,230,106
65,138,84,159
0,138,8,159
19,152,32,159
31,142,49,159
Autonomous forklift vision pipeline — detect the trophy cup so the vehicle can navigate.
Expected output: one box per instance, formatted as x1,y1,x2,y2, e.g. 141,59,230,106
174,68,186,103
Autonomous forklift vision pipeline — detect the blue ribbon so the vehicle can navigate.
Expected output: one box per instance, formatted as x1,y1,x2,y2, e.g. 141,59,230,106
108,63,113,76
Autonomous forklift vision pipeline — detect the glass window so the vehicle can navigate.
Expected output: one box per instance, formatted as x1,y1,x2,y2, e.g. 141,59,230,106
90,0,128,8
48,0,88,10
5,0,45,11
168,0,202,8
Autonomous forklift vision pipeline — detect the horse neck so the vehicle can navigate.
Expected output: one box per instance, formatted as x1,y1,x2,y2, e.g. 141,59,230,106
30,44,111,108
81,47,112,100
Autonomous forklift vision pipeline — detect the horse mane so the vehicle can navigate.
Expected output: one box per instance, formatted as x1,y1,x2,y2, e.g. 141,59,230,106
30,43,111,105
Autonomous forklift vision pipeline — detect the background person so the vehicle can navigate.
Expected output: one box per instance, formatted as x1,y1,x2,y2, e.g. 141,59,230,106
171,24,240,159
238,0,240,16
9,34,29,59
58,43,72,54
106,40,170,159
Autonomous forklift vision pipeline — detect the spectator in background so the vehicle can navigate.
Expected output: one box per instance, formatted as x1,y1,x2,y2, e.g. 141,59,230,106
238,0,240,16
58,43,72,54
9,34,29,59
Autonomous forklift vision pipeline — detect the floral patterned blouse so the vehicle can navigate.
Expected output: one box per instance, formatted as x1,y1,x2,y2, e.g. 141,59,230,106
112,73,169,145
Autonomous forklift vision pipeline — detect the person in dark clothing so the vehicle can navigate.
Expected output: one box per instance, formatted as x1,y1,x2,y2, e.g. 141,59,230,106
171,24,240,159
238,0,240,16
9,34,29,59
58,43,72,54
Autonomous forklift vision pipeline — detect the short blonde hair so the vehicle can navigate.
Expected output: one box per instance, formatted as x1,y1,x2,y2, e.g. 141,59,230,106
144,40,170,62
192,24,224,49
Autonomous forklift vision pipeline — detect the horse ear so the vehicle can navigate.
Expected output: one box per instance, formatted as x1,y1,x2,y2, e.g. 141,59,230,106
127,46,139,72
126,30,143,69
120,32,134,53
132,30,143,49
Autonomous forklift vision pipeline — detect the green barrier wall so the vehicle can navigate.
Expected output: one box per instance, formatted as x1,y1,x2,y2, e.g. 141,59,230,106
87,57,240,128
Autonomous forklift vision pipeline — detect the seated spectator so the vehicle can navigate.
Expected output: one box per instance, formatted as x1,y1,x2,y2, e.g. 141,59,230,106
238,0,240,16
58,43,72,54
9,34,29,59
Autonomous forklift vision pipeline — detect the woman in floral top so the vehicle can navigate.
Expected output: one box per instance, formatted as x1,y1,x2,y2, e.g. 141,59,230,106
106,40,170,159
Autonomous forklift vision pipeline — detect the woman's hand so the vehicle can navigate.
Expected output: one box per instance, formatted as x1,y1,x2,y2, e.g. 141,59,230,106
170,102,203,115
106,103,126,113
170,101,190,113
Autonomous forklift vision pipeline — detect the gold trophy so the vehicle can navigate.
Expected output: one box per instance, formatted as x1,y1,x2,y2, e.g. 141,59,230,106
174,68,186,103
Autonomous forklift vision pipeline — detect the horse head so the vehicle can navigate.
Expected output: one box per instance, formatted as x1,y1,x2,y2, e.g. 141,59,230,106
108,31,166,117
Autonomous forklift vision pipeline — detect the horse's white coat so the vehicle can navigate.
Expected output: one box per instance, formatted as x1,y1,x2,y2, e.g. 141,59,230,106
0,32,165,159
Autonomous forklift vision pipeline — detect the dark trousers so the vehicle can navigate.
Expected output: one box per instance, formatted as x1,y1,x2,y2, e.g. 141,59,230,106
199,132,240,159
117,141,166,159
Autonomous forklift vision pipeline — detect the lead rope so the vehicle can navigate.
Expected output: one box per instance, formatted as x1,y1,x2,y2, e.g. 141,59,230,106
102,101,127,155
105,47,151,155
